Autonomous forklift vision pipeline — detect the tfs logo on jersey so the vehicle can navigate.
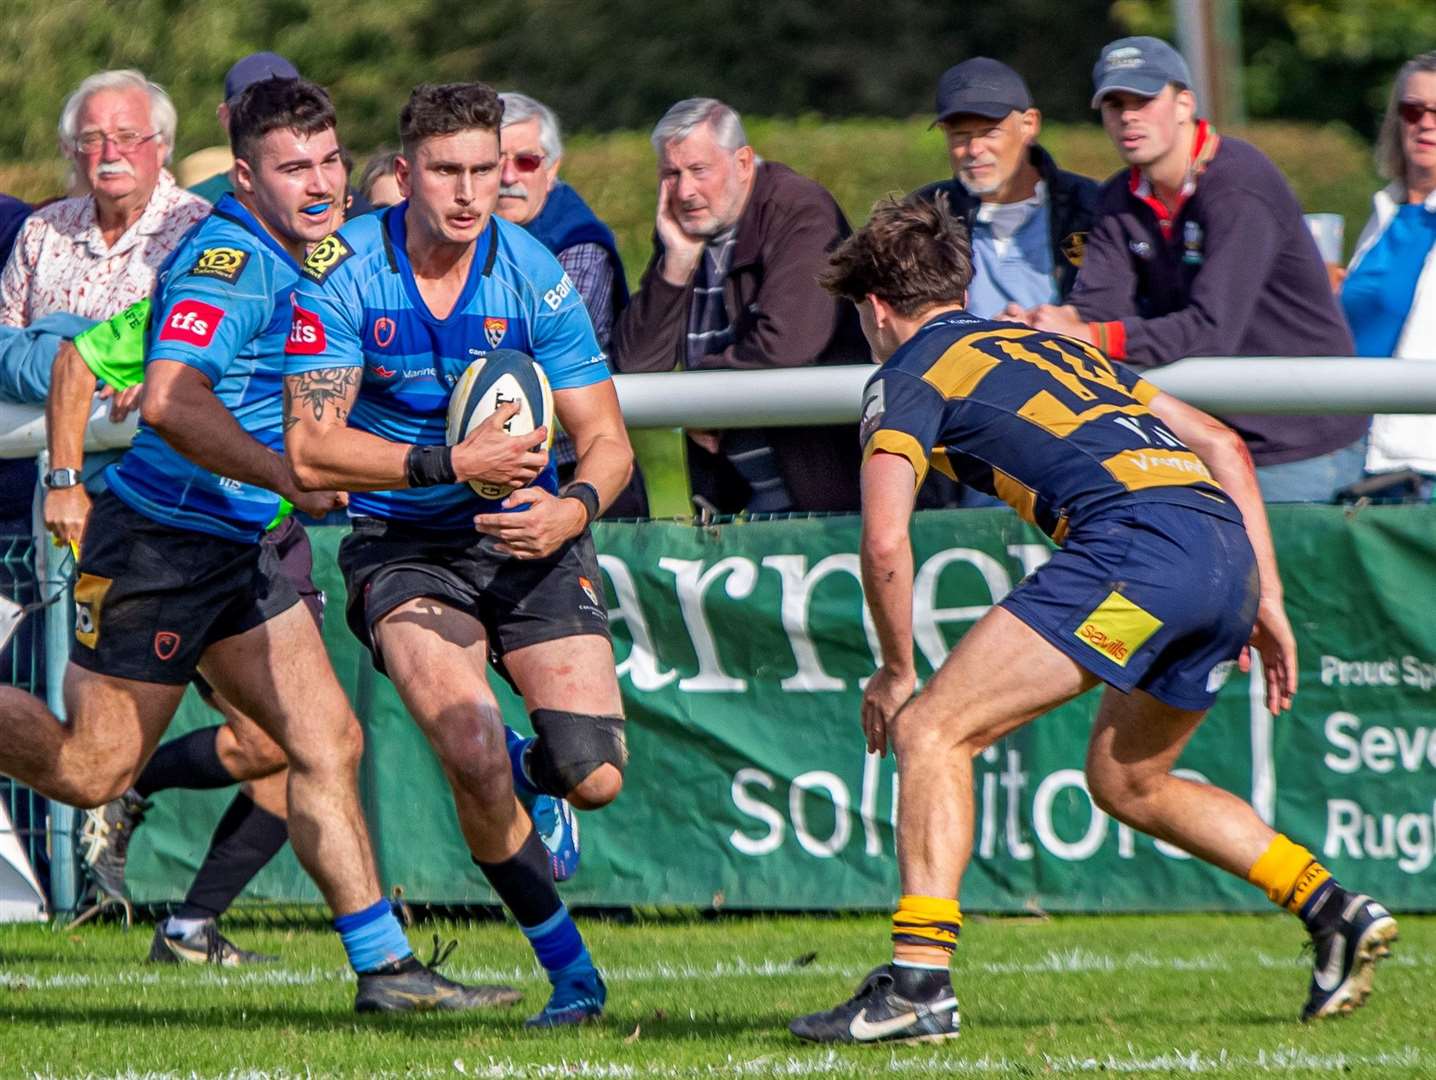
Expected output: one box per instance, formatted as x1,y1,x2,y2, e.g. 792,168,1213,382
287,303,327,355
484,316,508,348
158,300,224,348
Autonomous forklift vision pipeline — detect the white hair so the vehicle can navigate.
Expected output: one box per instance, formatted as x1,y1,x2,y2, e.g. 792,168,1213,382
498,92,563,161
59,69,178,164
650,98,748,154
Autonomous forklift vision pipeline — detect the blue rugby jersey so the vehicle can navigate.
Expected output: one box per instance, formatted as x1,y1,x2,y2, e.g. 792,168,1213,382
106,195,300,543
285,205,609,528
861,310,1243,543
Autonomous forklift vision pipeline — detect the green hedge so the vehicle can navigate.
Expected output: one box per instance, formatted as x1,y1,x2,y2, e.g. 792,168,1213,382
0,118,1381,281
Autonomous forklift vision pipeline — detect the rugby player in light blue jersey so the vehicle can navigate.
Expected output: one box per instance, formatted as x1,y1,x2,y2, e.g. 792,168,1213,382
284,83,634,1028
0,77,515,1014
789,196,1395,1045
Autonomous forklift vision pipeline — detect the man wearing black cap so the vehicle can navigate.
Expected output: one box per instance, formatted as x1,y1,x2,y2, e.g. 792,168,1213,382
1024,37,1367,503
914,58,1098,320
186,52,302,204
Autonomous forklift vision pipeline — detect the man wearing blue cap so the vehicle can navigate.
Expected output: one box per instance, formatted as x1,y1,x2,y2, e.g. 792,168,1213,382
187,53,302,204
1024,37,1368,503
914,58,1098,320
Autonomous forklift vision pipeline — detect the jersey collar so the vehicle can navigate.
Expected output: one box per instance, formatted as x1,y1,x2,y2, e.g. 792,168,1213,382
210,193,301,269
1126,119,1219,241
384,202,497,325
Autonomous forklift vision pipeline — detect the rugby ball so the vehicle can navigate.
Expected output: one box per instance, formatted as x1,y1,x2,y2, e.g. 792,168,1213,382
446,349,555,498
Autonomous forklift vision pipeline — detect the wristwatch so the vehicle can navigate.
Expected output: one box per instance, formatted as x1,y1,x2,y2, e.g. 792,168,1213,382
43,468,82,489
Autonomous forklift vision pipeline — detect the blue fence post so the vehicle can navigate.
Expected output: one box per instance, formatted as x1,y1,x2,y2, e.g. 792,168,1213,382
32,452,78,915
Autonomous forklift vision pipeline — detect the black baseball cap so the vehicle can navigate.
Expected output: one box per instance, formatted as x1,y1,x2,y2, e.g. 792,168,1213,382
223,52,300,103
933,58,1033,124
1091,37,1193,107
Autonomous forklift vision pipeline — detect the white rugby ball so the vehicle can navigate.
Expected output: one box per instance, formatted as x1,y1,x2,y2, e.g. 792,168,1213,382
446,349,555,498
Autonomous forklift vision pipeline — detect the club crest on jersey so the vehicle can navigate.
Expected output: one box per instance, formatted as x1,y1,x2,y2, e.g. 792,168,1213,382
484,316,508,348
301,234,354,283
153,630,181,661
158,300,224,348
578,576,600,607
372,316,397,348
1060,231,1087,267
189,246,250,284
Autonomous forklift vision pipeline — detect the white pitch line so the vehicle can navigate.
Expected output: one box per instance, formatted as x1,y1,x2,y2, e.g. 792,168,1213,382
5,950,1431,994
24,1045,1433,1080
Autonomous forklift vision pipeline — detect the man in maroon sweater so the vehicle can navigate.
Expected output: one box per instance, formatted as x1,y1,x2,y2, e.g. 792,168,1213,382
1022,37,1367,502
613,98,867,515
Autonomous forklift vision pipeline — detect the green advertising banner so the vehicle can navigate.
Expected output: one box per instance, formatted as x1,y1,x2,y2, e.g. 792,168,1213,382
128,506,1436,913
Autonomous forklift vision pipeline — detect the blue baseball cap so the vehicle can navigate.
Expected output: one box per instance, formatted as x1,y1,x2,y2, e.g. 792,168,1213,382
1091,37,1193,108
224,52,300,103
934,58,1033,123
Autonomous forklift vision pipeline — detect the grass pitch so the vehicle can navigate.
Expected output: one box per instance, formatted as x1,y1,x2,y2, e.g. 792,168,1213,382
1,912,1432,1079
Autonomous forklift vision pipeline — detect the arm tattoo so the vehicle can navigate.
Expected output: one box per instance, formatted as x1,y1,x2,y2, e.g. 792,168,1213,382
285,368,358,427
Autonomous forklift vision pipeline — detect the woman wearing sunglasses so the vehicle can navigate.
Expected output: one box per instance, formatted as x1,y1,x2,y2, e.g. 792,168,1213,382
1341,51,1436,500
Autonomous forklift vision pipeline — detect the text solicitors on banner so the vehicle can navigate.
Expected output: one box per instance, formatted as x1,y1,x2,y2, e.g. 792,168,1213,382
122,508,1436,911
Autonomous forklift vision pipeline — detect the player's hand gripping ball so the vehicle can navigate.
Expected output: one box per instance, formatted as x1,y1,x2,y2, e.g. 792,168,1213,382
446,349,555,499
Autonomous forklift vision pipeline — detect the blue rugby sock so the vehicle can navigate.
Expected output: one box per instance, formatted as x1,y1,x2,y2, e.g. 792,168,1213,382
334,898,412,974
505,726,539,802
520,904,592,984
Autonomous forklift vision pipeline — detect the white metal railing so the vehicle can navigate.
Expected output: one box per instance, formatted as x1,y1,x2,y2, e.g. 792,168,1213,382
0,355,1431,458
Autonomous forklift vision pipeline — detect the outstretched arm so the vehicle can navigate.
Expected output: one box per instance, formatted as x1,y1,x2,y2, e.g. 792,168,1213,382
1147,390,1296,714
859,450,920,754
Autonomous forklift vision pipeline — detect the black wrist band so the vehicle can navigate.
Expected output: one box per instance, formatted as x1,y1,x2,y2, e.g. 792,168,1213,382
560,481,601,527
405,445,457,487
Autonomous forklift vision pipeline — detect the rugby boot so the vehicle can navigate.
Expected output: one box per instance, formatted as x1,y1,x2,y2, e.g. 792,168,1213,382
532,794,581,882
80,789,151,901
789,963,960,1045
147,919,277,967
525,964,606,1028
355,955,522,1013
1301,892,1398,1021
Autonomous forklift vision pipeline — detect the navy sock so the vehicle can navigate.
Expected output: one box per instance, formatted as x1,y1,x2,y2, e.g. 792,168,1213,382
134,726,234,797
174,793,288,920
474,825,561,927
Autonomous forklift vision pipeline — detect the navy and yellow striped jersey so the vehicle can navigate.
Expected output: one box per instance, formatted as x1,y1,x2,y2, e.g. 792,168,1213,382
861,310,1242,542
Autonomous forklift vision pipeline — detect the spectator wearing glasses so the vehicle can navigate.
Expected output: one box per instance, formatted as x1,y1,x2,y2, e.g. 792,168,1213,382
1022,37,1366,503
0,68,209,328
495,92,644,515
1343,51,1436,497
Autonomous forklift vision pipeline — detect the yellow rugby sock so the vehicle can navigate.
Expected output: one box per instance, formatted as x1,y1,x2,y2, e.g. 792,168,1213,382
891,895,962,965
1247,835,1333,913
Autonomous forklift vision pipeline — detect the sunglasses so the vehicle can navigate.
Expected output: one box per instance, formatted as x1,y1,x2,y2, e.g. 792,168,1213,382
1398,100,1436,125
500,151,546,173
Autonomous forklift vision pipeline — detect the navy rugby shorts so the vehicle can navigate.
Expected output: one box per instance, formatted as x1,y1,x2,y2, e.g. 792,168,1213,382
1000,503,1259,711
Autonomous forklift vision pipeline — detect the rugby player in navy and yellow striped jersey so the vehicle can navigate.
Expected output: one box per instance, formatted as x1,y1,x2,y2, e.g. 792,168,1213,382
789,195,1396,1045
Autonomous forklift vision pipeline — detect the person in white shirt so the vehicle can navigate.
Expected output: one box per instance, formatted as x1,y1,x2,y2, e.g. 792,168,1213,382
1341,51,1436,497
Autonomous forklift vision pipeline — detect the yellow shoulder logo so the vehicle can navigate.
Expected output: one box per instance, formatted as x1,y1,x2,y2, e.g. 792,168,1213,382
189,246,249,284
302,234,354,284
1061,231,1087,267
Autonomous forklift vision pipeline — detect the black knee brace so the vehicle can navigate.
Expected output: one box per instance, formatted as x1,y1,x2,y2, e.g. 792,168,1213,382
527,709,627,795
